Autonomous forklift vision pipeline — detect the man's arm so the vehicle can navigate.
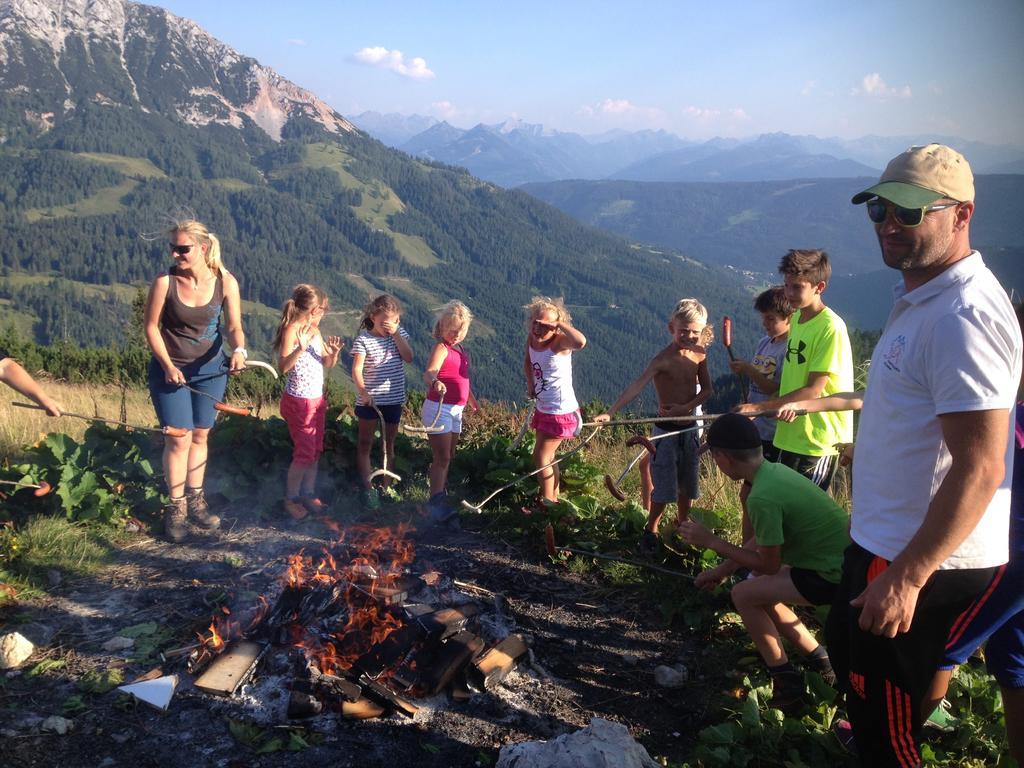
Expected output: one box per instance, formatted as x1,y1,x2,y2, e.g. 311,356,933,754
851,408,1009,637
676,520,783,574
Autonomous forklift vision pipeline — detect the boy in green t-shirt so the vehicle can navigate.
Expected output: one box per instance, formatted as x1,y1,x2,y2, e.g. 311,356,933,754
737,249,853,491
677,413,850,710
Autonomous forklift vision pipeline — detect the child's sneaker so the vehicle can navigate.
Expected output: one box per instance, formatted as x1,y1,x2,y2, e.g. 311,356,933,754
300,495,327,514
362,488,381,510
427,491,456,523
769,669,805,713
163,496,189,543
185,488,220,529
924,699,957,732
833,718,858,755
283,498,308,521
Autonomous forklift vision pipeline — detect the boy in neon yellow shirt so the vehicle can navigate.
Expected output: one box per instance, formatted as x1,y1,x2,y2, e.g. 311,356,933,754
738,249,853,491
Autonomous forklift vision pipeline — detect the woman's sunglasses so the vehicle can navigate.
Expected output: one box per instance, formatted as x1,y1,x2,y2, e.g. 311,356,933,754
169,243,194,255
866,200,959,228
532,320,556,333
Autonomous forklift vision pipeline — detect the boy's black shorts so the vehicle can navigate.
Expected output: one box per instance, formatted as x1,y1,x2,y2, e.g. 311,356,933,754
776,449,839,492
790,567,839,606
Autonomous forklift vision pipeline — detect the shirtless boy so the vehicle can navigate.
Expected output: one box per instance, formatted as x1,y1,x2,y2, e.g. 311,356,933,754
595,299,713,554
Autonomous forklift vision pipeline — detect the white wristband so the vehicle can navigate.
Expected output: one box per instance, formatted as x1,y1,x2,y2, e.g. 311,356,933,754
233,347,248,359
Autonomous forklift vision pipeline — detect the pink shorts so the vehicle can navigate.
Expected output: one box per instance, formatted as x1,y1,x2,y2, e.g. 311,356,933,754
531,409,582,439
281,393,327,464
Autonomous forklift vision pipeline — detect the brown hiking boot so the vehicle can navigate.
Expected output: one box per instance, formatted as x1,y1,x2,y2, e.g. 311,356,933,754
164,497,189,542
186,488,220,529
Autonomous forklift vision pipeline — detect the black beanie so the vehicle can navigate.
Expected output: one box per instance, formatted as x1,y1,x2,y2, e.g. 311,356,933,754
706,413,762,450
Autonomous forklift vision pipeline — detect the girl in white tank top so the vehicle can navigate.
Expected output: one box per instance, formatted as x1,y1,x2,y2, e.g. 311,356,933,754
523,297,588,505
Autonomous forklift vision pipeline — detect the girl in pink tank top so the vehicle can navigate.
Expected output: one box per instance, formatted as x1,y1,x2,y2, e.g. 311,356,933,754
523,296,587,505
422,301,479,522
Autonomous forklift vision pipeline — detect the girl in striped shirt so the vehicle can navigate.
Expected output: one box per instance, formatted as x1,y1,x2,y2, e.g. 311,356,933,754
351,294,413,509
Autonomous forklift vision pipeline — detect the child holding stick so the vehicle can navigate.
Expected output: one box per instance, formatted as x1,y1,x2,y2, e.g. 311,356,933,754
273,284,343,520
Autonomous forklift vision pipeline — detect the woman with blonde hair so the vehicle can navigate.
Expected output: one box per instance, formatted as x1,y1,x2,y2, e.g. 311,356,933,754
144,219,247,542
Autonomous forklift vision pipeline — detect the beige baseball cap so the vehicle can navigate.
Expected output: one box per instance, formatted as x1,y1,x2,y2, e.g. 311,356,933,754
852,143,974,207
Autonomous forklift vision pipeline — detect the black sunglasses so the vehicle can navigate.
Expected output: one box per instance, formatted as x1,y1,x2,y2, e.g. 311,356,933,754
866,199,959,228
169,243,194,255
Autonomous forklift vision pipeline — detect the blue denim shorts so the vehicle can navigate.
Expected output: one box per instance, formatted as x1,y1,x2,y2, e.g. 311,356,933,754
148,352,228,430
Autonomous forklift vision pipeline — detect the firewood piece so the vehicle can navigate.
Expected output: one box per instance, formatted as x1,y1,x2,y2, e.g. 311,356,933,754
315,671,362,703
287,690,322,718
450,671,472,703
470,634,528,690
340,697,385,720
193,641,266,697
390,663,420,692
358,673,419,718
423,631,485,695
414,603,481,640
354,623,427,678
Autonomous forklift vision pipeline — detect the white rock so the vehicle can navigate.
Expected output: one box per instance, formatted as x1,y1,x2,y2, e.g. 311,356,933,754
653,664,688,688
40,715,72,735
101,636,135,653
496,717,660,768
0,632,35,670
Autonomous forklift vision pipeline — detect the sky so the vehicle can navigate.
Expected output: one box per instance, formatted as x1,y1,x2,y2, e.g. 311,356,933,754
154,0,1024,145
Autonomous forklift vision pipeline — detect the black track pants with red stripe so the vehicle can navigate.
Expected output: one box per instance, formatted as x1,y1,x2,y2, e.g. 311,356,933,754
826,543,999,768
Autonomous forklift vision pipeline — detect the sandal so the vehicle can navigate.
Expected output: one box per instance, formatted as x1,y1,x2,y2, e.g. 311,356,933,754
283,498,309,521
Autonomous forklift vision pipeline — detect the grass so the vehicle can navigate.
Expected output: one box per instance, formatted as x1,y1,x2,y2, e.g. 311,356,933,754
23,179,138,222
0,381,157,460
0,273,143,303
75,152,166,180
299,143,439,267
0,516,122,594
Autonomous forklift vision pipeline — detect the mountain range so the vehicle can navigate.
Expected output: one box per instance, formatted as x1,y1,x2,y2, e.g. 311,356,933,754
352,112,1024,188
0,0,761,405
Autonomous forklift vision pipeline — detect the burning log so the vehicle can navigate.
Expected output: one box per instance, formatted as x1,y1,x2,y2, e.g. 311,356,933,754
358,673,419,718
193,641,267,697
422,631,485,695
309,667,361,703
470,634,528,690
287,689,323,719
341,698,385,720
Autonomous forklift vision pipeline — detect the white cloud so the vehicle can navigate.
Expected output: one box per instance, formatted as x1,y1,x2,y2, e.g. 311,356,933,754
800,80,817,96
430,100,459,120
578,98,665,127
352,47,435,80
853,72,912,99
287,39,306,46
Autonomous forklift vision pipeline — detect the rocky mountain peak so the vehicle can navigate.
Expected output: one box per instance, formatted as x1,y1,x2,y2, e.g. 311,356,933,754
0,0,355,141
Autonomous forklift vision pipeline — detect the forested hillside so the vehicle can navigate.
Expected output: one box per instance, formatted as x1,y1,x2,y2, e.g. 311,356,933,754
0,106,765,404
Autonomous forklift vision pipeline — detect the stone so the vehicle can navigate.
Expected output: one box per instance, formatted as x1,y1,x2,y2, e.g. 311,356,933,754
496,717,660,768
0,632,35,670
620,654,640,666
101,636,135,653
47,569,62,587
40,715,73,735
653,664,688,688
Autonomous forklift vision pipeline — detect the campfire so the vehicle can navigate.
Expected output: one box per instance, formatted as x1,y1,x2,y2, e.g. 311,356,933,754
183,524,526,720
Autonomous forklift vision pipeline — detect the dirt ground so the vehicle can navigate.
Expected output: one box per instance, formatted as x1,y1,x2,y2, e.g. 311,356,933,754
1,499,717,768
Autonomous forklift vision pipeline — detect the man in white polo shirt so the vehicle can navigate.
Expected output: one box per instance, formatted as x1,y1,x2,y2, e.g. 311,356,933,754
827,144,1022,766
